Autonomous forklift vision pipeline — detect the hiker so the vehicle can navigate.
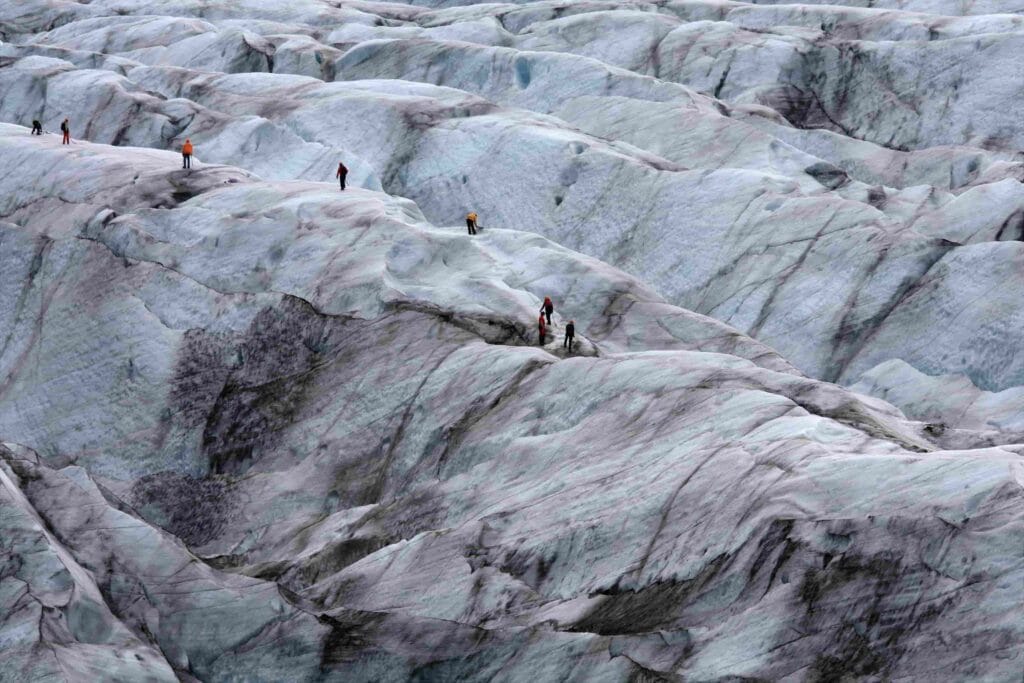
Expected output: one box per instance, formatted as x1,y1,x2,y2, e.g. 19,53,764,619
181,139,193,168
30,120,43,135
540,296,553,325
336,161,347,190
60,118,70,144
466,211,478,235
538,312,547,346
564,320,575,352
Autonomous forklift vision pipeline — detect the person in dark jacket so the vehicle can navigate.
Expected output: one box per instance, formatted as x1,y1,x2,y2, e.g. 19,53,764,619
60,118,70,144
541,296,553,325
538,312,547,346
336,161,348,190
31,120,43,135
564,320,575,352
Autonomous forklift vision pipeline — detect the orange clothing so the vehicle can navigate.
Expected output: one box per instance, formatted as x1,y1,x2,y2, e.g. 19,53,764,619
182,141,193,155
467,212,478,222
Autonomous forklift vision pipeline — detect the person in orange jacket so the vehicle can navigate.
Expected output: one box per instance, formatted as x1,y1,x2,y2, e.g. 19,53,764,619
466,212,478,235
181,139,194,168
60,118,70,144
540,296,553,325
538,312,547,346
336,161,348,190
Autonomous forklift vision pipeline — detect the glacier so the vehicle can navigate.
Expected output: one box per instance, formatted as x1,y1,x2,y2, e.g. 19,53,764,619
0,0,1023,680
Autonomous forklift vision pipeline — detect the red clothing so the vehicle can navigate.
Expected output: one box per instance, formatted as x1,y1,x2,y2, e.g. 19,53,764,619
336,164,348,177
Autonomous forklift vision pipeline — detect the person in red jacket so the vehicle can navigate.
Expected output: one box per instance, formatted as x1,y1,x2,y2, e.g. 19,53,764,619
538,313,547,346
181,139,193,168
540,296,553,325
336,161,348,190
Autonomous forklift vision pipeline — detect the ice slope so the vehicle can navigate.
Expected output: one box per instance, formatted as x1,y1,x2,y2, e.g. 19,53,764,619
0,122,1021,682
852,359,1024,434
1,444,652,682
2,0,1024,679
5,0,1024,401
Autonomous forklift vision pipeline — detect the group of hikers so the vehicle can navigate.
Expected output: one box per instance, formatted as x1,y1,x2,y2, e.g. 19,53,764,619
540,297,576,351
31,116,181,154
30,117,71,144
466,215,577,350
28,121,577,352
